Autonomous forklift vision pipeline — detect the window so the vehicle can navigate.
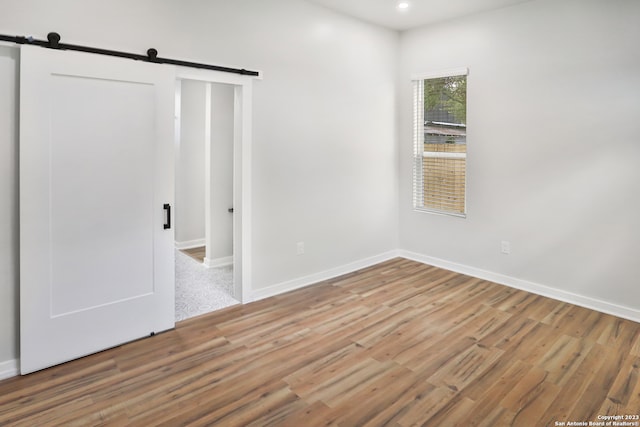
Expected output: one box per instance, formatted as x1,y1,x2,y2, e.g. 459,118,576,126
413,69,468,217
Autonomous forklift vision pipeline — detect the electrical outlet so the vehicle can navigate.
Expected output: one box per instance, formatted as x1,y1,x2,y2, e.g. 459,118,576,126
501,240,511,254
296,241,305,255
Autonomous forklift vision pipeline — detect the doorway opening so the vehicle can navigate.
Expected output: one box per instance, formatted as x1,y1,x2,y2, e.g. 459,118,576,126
173,69,254,321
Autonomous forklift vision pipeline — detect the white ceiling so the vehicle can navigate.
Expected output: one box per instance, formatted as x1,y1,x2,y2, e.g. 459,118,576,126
306,0,535,31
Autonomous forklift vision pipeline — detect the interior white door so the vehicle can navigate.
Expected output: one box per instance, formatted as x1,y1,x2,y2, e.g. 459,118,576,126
19,46,175,375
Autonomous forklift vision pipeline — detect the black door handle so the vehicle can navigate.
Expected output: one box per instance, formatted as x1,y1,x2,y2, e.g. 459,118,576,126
163,204,171,229
228,207,234,213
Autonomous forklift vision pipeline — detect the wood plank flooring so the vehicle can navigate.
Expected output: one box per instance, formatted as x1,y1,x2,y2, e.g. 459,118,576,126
182,246,206,263
1,258,639,426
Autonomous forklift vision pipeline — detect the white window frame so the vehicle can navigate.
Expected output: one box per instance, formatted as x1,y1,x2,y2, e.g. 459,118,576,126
412,67,468,218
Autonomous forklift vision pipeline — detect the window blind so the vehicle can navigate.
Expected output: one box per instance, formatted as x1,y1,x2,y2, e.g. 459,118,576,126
412,79,425,209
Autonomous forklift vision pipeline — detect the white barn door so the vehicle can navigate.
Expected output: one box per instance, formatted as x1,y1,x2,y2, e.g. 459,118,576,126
19,46,175,374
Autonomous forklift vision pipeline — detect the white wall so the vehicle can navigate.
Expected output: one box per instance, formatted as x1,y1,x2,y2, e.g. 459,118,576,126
245,2,398,287
398,0,640,313
208,83,234,262
0,46,19,365
0,0,398,365
176,80,206,245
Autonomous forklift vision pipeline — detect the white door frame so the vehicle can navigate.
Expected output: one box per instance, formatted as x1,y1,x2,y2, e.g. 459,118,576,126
174,67,257,303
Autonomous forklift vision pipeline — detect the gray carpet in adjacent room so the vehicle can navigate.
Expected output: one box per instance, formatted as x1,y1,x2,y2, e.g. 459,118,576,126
175,249,239,322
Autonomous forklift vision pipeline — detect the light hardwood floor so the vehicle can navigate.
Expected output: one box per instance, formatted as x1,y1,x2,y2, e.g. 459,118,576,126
182,246,206,263
1,258,639,426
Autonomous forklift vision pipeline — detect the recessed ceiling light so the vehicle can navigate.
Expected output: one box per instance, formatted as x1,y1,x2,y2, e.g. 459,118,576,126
397,1,410,10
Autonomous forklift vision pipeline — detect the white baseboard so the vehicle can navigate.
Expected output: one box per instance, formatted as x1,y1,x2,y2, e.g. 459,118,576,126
204,256,233,268
250,250,401,302
0,359,19,381
399,250,640,324
175,238,206,250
